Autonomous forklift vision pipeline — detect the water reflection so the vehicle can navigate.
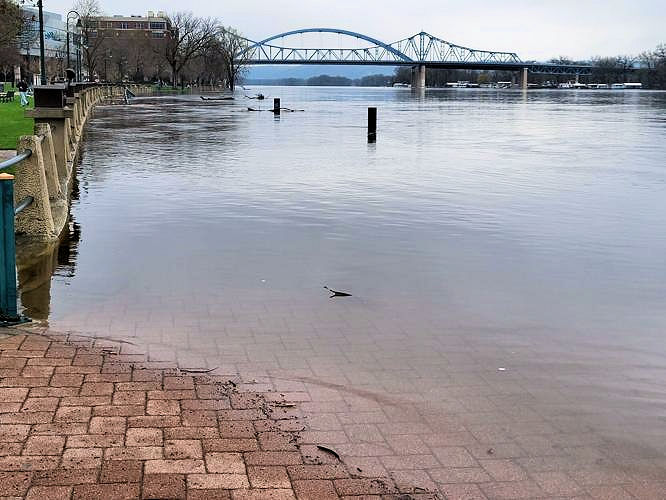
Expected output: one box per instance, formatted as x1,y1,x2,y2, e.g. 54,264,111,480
16,216,81,320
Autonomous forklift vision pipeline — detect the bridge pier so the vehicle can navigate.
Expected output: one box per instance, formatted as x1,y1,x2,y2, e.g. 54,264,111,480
411,65,426,89
520,67,528,90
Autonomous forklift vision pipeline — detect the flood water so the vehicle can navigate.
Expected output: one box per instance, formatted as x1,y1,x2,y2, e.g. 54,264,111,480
17,87,666,489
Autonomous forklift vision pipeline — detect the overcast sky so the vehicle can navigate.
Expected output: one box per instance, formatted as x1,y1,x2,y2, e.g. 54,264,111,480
47,0,665,60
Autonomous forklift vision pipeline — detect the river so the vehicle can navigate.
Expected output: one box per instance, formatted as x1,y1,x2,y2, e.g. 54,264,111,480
17,87,666,493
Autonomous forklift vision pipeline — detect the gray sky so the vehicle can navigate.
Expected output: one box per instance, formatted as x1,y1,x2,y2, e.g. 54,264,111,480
48,0,665,60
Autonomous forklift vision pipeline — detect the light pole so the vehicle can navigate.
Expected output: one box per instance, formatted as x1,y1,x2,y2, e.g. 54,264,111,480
66,10,81,72
37,0,46,85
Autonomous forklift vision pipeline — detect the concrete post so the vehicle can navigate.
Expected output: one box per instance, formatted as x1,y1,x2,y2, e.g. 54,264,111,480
411,65,426,89
521,67,528,90
25,108,73,176
34,124,63,201
74,95,83,135
14,136,56,239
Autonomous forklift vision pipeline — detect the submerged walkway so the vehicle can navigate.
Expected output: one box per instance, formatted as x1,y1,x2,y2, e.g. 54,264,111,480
0,326,665,499
0,329,435,499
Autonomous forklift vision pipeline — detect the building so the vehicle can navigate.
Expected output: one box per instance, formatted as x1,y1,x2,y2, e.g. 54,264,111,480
81,11,173,81
18,7,67,58
86,12,172,41
17,7,68,84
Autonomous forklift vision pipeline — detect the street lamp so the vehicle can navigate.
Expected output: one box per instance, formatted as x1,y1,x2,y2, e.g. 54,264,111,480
66,10,81,76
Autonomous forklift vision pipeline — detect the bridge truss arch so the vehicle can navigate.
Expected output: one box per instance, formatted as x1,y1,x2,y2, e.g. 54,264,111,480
242,28,413,65
392,32,521,65
237,28,594,75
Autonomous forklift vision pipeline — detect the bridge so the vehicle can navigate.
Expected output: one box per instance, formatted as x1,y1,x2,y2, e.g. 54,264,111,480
237,29,594,88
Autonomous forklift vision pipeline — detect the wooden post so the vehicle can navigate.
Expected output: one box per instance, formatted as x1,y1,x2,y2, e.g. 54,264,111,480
273,98,280,115
0,174,19,321
368,107,377,142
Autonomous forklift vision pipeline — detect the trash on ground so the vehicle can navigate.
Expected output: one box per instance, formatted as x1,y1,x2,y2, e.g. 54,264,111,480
179,367,218,373
316,445,341,461
324,286,352,298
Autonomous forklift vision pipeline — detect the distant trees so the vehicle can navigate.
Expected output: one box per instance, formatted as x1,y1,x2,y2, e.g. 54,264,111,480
307,75,352,86
389,44,666,89
245,74,395,87
635,44,666,89
392,67,499,87
358,74,393,86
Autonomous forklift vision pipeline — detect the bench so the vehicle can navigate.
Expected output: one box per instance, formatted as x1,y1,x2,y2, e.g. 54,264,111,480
0,91,15,102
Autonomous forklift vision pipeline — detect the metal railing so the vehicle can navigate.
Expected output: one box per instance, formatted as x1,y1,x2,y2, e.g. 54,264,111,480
14,196,34,215
0,149,32,171
0,150,34,323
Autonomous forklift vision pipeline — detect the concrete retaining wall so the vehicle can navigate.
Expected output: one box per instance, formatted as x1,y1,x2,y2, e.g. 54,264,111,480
15,84,152,240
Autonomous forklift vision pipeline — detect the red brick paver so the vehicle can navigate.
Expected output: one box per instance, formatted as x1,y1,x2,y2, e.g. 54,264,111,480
0,331,440,499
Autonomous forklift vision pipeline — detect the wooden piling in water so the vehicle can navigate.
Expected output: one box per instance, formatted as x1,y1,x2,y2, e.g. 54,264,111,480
273,98,281,115
368,107,377,142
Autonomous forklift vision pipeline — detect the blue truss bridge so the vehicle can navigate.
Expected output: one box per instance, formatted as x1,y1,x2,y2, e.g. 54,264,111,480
237,28,595,88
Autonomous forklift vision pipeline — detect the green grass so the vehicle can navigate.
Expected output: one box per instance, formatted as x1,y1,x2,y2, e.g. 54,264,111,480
0,93,34,150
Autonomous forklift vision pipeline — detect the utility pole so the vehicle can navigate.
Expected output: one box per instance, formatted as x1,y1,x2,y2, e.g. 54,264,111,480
37,0,46,84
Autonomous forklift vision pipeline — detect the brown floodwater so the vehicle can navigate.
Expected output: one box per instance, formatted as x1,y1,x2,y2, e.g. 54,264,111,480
16,88,666,492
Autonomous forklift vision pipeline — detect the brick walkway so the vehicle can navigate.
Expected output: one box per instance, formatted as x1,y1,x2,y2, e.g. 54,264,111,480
0,329,438,499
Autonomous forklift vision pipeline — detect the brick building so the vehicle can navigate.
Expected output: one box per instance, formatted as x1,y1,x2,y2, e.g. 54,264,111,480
82,11,174,82
86,11,172,41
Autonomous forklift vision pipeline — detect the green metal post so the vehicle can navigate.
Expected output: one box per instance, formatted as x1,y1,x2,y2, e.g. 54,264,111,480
0,174,19,322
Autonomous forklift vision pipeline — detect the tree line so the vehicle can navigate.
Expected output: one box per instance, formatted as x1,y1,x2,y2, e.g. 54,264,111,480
392,45,666,89
74,0,249,89
247,74,395,87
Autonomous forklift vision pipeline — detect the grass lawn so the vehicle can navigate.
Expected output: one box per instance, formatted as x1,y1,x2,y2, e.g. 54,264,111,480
0,90,34,150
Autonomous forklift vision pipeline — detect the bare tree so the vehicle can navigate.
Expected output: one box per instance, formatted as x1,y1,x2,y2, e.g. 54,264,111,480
126,37,152,82
74,0,105,80
161,12,218,87
0,0,31,73
0,0,23,46
192,41,227,86
217,27,249,91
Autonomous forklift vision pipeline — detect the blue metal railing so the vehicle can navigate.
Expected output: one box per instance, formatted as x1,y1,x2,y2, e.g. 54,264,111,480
0,150,34,323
